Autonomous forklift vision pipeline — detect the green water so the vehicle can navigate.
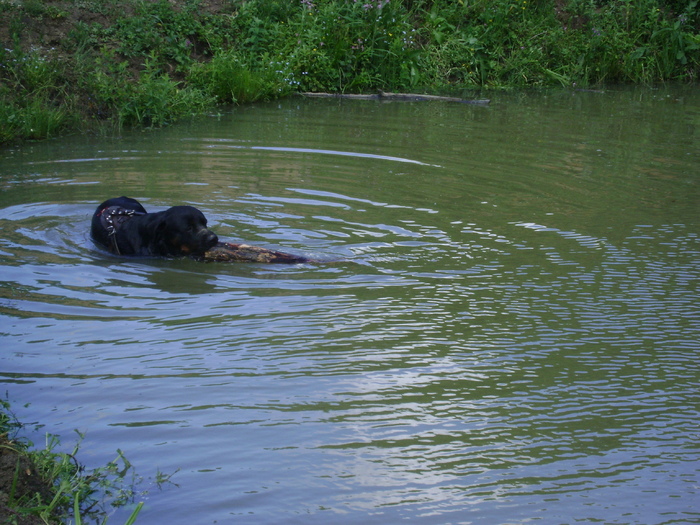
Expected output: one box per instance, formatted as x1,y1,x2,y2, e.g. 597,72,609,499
1,87,698,524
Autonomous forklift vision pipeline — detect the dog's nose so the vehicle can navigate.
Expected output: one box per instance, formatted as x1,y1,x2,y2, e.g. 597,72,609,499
208,231,218,245
197,228,218,248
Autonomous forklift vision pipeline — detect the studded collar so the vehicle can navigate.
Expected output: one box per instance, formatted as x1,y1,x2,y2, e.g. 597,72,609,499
97,206,145,255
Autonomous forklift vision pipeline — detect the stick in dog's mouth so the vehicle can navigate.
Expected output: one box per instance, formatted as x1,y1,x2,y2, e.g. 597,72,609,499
201,242,311,264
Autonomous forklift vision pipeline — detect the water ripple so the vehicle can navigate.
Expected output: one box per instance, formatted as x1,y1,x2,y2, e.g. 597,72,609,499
1,91,699,525
196,138,442,166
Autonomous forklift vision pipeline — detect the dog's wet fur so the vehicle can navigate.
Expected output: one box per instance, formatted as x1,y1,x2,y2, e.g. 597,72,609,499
91,196,218,257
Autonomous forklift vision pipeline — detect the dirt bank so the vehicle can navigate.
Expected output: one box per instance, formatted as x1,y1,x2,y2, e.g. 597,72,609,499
0,433,56,525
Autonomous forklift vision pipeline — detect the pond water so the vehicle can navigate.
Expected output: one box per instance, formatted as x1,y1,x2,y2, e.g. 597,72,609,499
1,87,699,524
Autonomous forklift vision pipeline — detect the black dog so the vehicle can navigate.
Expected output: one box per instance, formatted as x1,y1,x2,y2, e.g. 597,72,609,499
91,196,218,257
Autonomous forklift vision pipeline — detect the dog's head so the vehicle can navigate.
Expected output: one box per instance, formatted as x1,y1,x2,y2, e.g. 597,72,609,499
154,206,218,256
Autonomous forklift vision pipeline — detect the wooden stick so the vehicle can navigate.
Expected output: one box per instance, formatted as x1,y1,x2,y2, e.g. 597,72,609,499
201,242,310,264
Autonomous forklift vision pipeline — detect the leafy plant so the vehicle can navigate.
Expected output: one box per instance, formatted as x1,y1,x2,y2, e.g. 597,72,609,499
109,0,213,69
189,49,293,103
0,400,169,524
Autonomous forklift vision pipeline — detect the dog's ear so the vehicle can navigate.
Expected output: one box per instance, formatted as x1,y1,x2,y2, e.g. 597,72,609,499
145,216,173,255
151,214,172,237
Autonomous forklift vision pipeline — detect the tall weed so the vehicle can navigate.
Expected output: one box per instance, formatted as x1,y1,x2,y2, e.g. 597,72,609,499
189,50,293,103
273,0,423,92
82,50,214,128
119,60,213,127
0,46,73,140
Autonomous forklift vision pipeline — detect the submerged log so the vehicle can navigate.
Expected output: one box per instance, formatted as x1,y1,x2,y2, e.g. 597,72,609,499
301,91,490,105
201,241,311,264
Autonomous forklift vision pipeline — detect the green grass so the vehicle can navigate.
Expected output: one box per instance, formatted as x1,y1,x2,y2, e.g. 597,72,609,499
0,0,698,143
188,49,294,103
0,400,153,524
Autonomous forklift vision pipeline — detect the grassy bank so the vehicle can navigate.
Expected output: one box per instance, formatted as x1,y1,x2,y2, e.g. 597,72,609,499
1,0,698,143
0,401,145,524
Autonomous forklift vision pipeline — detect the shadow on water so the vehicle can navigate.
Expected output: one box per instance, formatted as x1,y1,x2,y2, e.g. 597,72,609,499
1,86,699,524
